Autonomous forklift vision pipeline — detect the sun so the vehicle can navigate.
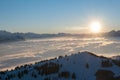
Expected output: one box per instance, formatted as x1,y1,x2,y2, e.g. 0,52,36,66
90,21,101,33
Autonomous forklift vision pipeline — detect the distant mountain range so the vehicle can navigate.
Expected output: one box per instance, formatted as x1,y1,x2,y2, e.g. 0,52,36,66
104,30,120,37
0,31,25,43
0,30,71,43
0,51,120,80
1,30,120,43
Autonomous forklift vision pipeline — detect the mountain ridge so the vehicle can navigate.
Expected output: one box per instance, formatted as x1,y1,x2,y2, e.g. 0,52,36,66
1,30,120,43
0,51,120,80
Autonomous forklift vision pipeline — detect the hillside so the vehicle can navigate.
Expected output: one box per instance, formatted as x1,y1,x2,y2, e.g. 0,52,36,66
0,51,120,80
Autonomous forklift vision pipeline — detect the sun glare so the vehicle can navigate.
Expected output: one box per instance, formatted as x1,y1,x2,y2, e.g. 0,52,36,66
90,21,101,33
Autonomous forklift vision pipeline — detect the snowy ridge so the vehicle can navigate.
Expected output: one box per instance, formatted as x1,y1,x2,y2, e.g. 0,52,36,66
0,51,120,80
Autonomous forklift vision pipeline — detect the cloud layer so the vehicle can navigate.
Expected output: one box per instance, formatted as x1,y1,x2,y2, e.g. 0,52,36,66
0,37,120,70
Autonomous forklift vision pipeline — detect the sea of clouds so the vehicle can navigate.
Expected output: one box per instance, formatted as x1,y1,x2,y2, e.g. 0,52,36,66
0,37,120,70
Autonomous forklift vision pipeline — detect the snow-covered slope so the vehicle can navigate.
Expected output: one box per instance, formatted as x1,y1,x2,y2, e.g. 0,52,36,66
0,51,120,80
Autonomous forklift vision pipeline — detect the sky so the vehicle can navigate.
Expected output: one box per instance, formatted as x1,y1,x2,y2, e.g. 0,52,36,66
0,0,120,33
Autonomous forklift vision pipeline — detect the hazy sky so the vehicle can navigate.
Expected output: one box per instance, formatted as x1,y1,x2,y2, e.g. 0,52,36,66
0,0,120,33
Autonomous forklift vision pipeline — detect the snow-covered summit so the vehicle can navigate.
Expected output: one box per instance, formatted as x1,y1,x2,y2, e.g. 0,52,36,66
0,51,120,80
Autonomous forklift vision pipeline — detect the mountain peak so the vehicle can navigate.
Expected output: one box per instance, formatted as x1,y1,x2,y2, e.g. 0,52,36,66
77,51,99,58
